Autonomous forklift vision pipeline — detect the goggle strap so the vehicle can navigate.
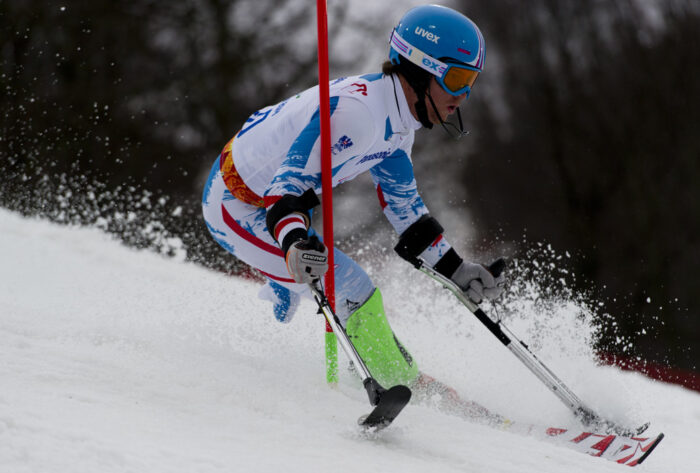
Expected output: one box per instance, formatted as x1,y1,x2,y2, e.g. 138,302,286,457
390,31,448,79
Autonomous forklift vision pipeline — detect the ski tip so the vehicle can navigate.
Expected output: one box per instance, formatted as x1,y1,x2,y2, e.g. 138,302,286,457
637,432,664,465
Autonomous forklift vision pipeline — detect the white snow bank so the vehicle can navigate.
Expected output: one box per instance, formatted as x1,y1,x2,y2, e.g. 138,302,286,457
1,209,696,472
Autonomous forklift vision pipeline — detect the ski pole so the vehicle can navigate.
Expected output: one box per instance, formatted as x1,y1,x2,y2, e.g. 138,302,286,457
308,280,386,406
309,280,413,429
413,257,642,436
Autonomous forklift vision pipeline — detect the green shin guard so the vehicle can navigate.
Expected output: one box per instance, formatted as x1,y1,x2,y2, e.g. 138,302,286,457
345,289,419,388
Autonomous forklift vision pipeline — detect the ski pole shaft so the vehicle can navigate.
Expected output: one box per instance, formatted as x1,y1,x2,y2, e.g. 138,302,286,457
309,279,411,406
311,282,371,380
414,259,611,429
309,281,390,405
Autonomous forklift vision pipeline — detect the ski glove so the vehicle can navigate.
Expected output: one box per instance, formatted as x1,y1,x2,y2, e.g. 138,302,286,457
451,261,505,304
285,235,329,284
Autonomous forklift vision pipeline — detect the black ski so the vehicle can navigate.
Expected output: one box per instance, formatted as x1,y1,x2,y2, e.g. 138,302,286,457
358,385,412,430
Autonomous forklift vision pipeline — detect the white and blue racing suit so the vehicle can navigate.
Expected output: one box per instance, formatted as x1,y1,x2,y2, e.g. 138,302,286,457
202,73,456,325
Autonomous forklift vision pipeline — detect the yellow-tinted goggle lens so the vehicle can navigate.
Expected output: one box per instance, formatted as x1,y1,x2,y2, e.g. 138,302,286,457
443,67,479,93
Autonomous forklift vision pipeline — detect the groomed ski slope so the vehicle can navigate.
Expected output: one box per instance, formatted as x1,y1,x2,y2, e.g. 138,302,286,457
1,208,697,473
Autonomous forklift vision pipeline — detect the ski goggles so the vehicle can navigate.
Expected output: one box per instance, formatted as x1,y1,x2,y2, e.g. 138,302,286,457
390,31,480,96
440,64,479,96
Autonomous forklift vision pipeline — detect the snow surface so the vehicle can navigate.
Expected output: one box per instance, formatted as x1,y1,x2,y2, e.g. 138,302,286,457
1,208,698,472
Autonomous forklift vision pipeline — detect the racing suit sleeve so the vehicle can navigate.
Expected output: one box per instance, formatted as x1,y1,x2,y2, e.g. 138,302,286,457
263,96,375,249
264,96,375,202
370,149,457,271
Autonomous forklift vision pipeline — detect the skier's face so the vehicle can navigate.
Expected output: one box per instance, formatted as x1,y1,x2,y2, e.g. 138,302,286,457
426,78,468,124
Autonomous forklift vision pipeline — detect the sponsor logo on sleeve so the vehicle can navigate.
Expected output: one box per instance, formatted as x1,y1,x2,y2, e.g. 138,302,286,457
332,135,354,155
358,150,389,164
345,83,368,96
272,99,288,116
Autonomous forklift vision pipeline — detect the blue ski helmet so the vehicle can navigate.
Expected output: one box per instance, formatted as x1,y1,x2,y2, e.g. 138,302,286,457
389,4,485,97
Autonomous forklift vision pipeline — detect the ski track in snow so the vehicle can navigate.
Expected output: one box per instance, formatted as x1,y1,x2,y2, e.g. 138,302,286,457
1,208,698,472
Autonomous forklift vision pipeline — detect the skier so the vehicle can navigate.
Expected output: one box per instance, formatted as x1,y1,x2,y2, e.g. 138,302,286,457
202,4,504,410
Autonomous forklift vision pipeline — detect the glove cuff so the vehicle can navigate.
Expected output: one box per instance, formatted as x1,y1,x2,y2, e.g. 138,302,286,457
280,228,308,256
265,189,319,242
394,214,444,263
433,248,463,279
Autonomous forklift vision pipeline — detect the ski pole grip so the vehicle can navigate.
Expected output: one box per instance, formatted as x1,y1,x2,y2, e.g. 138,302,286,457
487,258,507,278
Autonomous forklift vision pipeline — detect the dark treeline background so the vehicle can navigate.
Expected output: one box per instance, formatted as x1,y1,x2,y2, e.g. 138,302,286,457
459,0,700,373
1,0,698,373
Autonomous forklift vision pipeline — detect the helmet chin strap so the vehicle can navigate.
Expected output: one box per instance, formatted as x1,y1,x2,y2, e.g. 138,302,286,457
410,84,433,129
397,65,434,129
425,91,469,140
414,96,433,129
